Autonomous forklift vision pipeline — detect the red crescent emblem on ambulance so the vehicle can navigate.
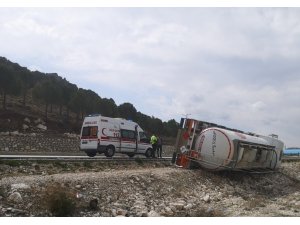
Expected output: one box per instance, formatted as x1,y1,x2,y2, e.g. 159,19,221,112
102,128,107,136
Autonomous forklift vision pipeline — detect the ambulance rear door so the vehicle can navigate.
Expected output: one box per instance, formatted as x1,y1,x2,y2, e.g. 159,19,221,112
80,123,99,150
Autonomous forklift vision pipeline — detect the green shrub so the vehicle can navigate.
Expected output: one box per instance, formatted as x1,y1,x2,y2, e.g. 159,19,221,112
83,161,93,168
44,184,76,216
53,161,68,169
6,160,20,167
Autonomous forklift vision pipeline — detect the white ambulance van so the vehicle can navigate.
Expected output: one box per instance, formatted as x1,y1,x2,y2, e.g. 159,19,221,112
80,114,153,158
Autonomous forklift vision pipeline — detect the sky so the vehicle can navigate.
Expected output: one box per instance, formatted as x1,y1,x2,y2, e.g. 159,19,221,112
0,7,300,147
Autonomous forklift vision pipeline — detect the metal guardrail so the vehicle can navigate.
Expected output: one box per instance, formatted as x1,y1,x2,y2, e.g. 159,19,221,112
0,154,173,162
281,155,300,162
0,153,298,164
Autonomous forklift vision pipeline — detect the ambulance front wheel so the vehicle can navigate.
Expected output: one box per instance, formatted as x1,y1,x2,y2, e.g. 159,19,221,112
145,148,152,158
105,145,115,157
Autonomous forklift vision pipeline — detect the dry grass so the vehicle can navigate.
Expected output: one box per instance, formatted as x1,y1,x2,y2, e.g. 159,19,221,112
244,195,266,210
187,207,225,217
42,183,77,216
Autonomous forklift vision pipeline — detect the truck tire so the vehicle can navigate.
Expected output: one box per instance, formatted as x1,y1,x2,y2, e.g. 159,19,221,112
105,146,115,157
145,148,152,158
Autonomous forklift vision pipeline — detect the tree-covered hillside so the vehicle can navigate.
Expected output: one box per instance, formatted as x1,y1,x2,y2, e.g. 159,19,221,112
0,57,178,137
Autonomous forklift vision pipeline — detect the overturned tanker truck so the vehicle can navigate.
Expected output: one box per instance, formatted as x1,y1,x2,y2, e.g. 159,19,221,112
172,118,284,172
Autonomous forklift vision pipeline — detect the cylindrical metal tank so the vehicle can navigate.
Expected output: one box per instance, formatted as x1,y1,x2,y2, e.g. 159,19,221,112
194,127,280,170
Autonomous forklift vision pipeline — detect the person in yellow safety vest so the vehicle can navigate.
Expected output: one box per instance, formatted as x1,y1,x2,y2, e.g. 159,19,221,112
150,134,158,158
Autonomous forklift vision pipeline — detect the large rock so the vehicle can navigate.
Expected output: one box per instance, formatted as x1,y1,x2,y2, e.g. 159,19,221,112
170,201,186,210
36,124,47,131
116,209,127,216
147,210,160,217
203,194,211,203
24,118,31,123
163,207,174,216
22,124,29,130
130,175,141,182
10,131,19,136
184,203,193,210
230,197,244,205
11,208,26,216
64,133,79,138
8,192,22,203
0,132,10,136
111,209,117,217
11,183,30,190
34,118,44,124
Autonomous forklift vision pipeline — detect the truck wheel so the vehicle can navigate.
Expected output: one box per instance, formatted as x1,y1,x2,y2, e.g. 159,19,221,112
145,148,152,158
105,146,115,157
87,152,96,157
127,153,135,158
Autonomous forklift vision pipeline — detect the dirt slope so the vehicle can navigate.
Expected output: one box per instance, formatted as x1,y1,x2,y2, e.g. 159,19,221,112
0,161,299,217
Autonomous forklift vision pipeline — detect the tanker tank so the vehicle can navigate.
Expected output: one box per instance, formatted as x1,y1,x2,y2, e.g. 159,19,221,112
193,127,283,171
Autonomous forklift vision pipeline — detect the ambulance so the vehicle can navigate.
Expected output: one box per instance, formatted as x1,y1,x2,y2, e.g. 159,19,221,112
80,114,153,157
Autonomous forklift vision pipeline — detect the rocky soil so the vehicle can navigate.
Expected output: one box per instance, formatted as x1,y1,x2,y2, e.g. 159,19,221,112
0,160,299,217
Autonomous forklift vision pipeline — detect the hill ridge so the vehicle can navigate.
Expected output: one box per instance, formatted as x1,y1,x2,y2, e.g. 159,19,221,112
0,56,178,136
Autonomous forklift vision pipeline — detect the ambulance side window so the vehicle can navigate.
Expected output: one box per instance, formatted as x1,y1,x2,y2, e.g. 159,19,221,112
82,127,90,137
90,127,98,137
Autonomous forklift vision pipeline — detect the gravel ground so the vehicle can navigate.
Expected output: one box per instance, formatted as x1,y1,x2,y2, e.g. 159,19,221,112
0,160,299,217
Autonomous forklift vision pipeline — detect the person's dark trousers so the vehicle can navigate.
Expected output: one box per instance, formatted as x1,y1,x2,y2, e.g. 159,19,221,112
157,145,162,158
152,144,157,158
